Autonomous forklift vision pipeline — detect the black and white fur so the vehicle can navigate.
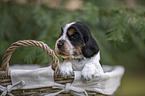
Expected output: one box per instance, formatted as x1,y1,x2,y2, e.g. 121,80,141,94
55,22,104,81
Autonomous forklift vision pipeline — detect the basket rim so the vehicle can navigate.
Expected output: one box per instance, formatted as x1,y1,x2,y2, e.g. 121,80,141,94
0,40,59,76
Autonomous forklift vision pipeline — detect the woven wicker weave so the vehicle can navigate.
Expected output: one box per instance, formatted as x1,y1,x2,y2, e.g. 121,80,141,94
0,40,103,96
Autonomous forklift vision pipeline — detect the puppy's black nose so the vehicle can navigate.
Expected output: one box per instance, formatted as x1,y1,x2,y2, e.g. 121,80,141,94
57,40,64,49
57,43,63,49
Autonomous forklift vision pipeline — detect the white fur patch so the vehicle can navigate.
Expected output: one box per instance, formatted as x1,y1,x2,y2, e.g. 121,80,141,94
60,22,76,49
62,22,76,40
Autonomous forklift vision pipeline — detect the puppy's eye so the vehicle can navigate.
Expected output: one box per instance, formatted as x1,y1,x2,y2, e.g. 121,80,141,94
70,33,79,39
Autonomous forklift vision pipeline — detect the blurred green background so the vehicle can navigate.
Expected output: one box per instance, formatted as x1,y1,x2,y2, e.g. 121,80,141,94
0,0,145,96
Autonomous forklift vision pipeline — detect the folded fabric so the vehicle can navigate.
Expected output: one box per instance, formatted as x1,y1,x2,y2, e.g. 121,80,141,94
11,67,54,89
10,65,125,95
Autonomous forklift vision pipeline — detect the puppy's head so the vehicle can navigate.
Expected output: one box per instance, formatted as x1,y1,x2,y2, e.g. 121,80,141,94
55,22,99,59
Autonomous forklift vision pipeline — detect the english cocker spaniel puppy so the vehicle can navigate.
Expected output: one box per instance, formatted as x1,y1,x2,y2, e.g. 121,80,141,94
55,22,104,81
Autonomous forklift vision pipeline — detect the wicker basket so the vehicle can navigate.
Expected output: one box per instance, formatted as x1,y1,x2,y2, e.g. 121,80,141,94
0,40,103,96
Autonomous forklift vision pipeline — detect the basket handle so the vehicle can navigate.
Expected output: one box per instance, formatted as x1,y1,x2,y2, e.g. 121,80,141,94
0,40,59,76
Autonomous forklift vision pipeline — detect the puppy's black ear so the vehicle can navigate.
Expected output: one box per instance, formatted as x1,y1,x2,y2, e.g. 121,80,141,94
72,22,99,58
82,35,99,58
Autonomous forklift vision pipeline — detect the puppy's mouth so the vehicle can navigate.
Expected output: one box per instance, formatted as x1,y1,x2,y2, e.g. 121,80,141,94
57,50,84,60
57,50,70,56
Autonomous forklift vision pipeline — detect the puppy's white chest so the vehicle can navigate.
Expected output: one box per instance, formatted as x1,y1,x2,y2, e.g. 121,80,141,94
71,52,104,73
71,60,87,71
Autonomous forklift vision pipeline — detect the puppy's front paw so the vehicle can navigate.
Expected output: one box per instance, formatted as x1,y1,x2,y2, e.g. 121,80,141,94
81,68,95,81
60,67,73,77
59,62,73,77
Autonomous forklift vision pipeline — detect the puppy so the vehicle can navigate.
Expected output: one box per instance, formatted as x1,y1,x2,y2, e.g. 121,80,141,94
55,22,104,81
